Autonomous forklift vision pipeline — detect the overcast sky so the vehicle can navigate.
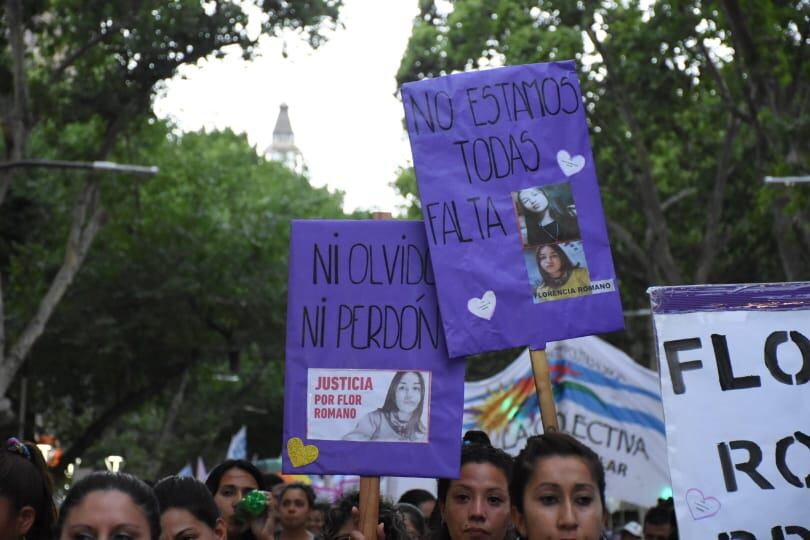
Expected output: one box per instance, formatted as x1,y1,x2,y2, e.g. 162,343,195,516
153,0,420,213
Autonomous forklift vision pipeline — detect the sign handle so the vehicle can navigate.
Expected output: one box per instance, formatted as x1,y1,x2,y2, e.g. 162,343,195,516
359,476,380,539
530,348,559,432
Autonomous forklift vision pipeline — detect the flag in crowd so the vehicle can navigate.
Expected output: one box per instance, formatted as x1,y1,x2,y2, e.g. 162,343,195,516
226,425,247,460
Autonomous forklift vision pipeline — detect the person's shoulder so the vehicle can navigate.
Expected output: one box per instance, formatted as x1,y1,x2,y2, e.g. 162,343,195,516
365,408,384,424
535,281,548,293
559,215,579,236
343,409,384,441
571,267,590,283
525,221,541,240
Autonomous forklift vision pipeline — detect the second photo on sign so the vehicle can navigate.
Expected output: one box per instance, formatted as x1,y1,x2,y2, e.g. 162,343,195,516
524,242,591,303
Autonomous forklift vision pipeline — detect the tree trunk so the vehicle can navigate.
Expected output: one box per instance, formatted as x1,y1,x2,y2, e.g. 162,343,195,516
0,96,144,397
695,116,740,283
0,0,31,206
147,367,192,479
772,195,803,281
586,28,682,285
0,180,105,396
54,368,185,478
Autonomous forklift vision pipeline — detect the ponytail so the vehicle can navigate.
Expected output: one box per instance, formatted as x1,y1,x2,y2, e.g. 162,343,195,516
0,438,56,540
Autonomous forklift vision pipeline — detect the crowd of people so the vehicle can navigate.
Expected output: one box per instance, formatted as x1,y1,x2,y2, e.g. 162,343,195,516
0,432,678,540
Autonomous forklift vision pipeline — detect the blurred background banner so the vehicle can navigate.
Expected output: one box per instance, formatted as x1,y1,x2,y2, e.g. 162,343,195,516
463,335,670,508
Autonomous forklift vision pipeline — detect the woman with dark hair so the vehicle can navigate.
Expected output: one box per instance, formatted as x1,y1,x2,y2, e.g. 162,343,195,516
534,244,590,302
56,472,160,540
509,433,607,540
154,475,226,540
307,502,330,536
343,371,427,442
394,503,426,540
323,491,409,540
517,187,579,245
431,431,513,540
397,489,435,520
205,459,273,540
278,484,317,540
0,438,56,540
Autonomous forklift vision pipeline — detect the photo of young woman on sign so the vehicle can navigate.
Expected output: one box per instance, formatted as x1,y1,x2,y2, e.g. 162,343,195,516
527,243,592,303
342,371,429,443
514,183,580,246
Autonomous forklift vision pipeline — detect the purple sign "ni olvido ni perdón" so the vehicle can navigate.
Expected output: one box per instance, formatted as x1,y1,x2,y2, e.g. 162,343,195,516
402,61,624,356
282,220,465,477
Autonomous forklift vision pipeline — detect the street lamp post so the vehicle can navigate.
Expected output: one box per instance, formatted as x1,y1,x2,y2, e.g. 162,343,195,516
764,175,810,186
0,159,159,175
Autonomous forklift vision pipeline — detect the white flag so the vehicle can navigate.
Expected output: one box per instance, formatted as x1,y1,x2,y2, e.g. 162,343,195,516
195,456,207,481
177,462,193,477
226,426,247,460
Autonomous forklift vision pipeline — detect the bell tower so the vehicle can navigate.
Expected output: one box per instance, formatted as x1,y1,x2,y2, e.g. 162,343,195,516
265,103,305,174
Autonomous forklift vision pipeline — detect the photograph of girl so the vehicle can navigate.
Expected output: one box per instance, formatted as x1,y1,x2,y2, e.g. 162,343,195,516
342,370,429,443
515,184,580,246
531,243,591,303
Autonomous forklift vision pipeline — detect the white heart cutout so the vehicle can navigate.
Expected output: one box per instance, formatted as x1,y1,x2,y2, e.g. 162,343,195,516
557,150,585,177
467,291,496,320
685,488,721,520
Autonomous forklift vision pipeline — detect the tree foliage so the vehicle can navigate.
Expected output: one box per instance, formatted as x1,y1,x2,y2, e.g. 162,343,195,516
18,124,346,479
0,0,343,411
396,0,810,362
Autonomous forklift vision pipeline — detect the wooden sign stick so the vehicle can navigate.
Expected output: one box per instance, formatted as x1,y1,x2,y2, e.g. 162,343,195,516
359,476,381,540
530,348,559,432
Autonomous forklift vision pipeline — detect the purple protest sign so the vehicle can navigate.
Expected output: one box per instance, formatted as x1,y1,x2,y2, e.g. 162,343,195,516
282,220,465,477
402,61,624,357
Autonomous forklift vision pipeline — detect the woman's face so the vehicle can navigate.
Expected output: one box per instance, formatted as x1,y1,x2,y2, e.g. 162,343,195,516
213,468,259,537
395,373,423,414
512,456,605,540
306,508,325,534
440,462,511,540
418,500,435,520
159,509,225,540
279,489,310,530
519,189,549,214
538,247,563,279
59,490,151,540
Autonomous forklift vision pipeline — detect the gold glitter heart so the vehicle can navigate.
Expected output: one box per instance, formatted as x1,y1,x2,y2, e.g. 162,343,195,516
287,437,319,467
